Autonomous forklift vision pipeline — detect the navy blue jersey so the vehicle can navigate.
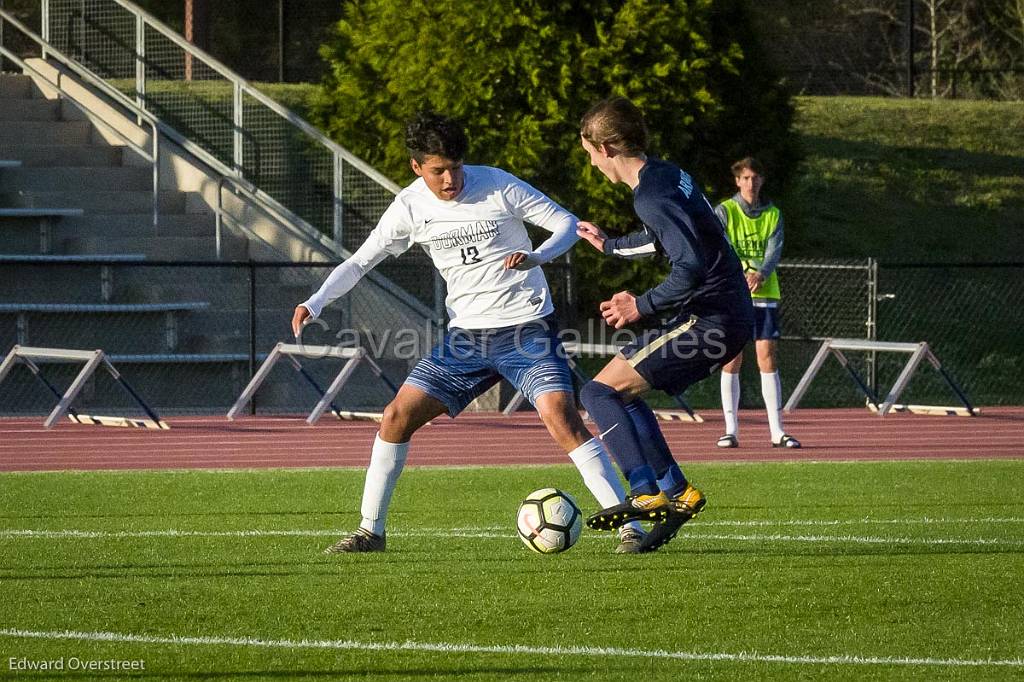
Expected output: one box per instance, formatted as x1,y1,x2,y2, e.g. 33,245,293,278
602,157,753,325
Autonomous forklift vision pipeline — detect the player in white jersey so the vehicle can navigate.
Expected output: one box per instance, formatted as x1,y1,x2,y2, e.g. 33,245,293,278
291,112,644,553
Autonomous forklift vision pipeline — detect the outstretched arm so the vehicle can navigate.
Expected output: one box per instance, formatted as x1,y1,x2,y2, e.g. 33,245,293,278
292,201,413,337
501,171,580,270
292,239,390,336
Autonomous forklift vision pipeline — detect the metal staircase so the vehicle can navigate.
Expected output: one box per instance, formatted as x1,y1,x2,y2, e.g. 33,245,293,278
0,0,439,415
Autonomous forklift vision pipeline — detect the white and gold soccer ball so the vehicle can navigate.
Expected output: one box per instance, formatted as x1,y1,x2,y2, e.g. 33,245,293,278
516,488,582,554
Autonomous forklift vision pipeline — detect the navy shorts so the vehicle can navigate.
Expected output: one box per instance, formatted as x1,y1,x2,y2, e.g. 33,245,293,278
619,314,751,397
752,305,782,340
404,316,574,417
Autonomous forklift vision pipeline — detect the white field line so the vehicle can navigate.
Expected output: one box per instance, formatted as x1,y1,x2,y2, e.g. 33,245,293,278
700,517,1024,527
0,627,1020,669
1,516,1021,537
0,521,1022,547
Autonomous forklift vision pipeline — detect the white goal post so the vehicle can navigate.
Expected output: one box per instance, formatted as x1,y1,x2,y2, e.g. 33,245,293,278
783,338,975,417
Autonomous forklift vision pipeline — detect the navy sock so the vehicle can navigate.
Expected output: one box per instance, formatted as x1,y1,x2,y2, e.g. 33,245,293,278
657,464,688,497
579,381,658,495
625,399,688,496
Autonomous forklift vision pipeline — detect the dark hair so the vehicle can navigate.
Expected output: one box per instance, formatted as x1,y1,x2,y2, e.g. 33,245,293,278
579,97,648,156
405,111,469,163
731,156,765,177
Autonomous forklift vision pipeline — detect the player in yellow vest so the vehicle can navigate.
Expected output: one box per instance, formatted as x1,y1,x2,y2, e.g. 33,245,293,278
714,157,800,448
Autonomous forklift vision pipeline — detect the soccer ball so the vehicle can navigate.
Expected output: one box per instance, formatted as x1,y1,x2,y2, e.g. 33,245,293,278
516,488,582,554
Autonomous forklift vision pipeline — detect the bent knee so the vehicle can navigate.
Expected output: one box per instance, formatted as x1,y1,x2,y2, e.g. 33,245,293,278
579,380,617,411
380,401,415,440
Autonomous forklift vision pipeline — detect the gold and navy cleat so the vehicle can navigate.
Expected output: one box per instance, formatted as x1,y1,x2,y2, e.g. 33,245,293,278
586,491,672,531
638,484,706,552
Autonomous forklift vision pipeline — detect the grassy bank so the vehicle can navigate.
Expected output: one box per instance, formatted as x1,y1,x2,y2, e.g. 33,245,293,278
785,97,1024,263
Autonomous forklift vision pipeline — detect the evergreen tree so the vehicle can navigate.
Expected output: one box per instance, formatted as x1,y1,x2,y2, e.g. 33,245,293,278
315,0,798,314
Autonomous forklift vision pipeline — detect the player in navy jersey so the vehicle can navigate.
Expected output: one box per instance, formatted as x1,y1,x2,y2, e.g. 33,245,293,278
292,112,645,554
574,97,754,552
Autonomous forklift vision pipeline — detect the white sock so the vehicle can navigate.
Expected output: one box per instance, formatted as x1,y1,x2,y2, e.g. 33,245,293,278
721,371,740,437
761,371,785,442
568,438,642,534
358,433,409,536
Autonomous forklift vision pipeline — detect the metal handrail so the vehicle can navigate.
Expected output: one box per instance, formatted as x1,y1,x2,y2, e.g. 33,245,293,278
41,1,422,282
0,8,160,229
94,0,403,195
215,175,436,321
6,4,369,260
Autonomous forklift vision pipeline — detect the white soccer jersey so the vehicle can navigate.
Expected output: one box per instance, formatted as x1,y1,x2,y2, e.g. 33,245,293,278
302,165,579,329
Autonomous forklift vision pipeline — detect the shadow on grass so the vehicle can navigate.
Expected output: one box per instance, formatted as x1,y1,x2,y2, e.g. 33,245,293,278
801,134,1024,177
678,545,1024,559
3,668,570,680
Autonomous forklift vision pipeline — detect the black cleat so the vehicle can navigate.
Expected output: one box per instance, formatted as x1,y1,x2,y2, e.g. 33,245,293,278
586,491,672,531
323,528,386,554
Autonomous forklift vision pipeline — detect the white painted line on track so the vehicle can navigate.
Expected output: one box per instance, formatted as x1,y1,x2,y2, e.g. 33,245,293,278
0,627,1020,669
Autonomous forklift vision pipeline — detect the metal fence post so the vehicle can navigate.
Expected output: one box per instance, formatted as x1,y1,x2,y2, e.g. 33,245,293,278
867,257,878,394
434,271,445,327
40,0,48,59
249,261,257,415
333,151,343,244
905,0,916,98
233,80,244,174
563,251,575,330
135,9,145,124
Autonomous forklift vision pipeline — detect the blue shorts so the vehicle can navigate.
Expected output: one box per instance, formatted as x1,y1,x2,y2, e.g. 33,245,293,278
404,316,574,417
619,314,750,397
752,305,781,340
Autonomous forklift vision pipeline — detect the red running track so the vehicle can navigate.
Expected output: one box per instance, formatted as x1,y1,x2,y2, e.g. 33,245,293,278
0,407,1021,472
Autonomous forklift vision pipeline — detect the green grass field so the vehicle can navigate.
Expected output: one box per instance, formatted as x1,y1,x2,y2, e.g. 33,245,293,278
1,460,1022,681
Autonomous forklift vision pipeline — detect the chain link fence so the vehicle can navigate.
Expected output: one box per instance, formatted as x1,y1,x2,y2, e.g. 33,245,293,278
574,260,1024,411
1,259,1021,418
644,260,878,410
877,264,1024,406
0,260,434,417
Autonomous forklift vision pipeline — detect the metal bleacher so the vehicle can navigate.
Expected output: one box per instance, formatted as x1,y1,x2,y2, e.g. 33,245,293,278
0,0,440,416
